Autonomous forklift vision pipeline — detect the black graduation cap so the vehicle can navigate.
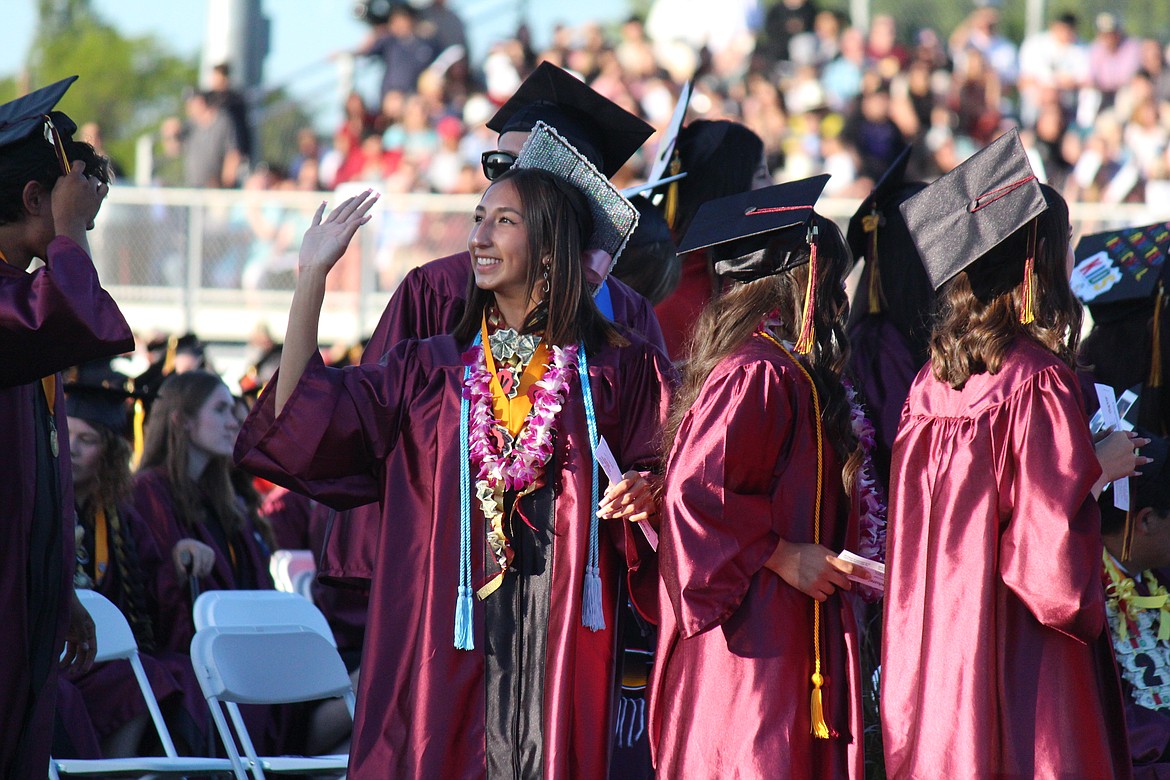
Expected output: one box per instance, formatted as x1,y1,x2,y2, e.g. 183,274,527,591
487,62,654,178
64,361,137,437
846,144,912,269
678,174,830,283
900,129,1048,291
1071,222,1170,308
0,75,78,172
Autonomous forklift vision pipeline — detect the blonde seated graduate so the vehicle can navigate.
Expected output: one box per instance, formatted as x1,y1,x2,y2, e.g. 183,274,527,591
235,129,673,779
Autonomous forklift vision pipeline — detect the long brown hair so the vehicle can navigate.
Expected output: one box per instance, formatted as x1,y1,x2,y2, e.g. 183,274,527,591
138,370,245,538
929,184,1081,389
453,168,625,351
664,213,862,490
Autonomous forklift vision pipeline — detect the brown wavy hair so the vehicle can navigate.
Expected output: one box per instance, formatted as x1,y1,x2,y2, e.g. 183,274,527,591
139,370,246,538
663,213,862,490
929,184,1081,389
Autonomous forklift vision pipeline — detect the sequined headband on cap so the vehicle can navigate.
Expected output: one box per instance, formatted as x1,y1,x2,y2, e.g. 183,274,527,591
513,120,640,277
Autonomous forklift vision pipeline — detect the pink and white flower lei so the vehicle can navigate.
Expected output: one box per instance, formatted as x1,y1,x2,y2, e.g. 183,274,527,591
462,341,579,578
846,377,887,569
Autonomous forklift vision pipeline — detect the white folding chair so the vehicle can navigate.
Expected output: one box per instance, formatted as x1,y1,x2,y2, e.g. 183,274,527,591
267,550,316,600
190,625,354,780
192,590,335,647
49,589,234,778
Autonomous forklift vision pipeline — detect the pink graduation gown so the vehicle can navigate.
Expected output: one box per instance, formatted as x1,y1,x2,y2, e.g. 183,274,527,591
0,235,133,777
234,332,672,779
649,336,864,778
881,337,1131,779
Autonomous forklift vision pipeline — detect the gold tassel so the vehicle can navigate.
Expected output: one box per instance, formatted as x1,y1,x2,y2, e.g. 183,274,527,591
866,217,882,315
1149,283,1164,389
162,334,179,376
664,152,681,230
1122,507,1137,563
794,237,819,354
1018,225,1037,325
132,399,146,468
810,667,831,739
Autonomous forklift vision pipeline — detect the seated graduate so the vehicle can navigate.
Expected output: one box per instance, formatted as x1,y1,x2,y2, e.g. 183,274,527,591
0,76,134,777
650,176,876,779
1075,222,1170,437
1101,433,1170,777
234,122,673,779
882,129,1143,779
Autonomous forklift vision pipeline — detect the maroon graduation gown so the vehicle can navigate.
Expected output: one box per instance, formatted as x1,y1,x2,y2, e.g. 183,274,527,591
319,251,667,587
0,236,133,777
234,333,672,779
881,337,1131,779
649,337,863,779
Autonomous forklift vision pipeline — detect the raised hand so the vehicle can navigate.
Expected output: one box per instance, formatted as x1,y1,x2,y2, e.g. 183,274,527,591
298,189,380,278
52,160,108,238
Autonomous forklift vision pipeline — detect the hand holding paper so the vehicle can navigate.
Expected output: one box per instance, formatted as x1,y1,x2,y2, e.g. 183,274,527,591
595,436,659,550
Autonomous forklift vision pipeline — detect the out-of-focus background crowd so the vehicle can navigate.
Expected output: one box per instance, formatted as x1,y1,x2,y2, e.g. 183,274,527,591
8,0,1170,381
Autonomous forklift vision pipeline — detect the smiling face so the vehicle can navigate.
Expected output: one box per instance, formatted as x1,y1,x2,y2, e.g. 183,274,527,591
187,383,240,460
469,178,535,306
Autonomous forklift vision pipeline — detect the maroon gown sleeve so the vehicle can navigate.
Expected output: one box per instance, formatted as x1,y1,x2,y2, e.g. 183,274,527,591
0,236,134,387
1000,364,1106,643
234,342,423,510
606,275,667,356
661,358,793,638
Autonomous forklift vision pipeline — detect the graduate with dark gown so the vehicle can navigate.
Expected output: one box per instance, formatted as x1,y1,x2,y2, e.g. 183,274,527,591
882,129,1138,778
0,76,135,777
844,145,933,485
1100,434,1170,778
650,176,869,778
236,124,672,778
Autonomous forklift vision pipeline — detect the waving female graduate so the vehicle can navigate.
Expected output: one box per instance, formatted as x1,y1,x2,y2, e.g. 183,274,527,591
235,122,673,779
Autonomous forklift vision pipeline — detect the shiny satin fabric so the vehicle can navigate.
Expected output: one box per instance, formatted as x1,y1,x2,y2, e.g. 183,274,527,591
650,338,864,778
881,338,1131,779
234,333,672,779
0,236,133,777
320,251,667,589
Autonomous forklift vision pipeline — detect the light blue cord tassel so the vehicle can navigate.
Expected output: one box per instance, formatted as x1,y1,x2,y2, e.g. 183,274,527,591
579,343,606,632
455,334,480,650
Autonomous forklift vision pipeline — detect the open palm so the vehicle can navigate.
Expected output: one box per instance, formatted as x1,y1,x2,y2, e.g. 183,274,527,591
298,189,380,275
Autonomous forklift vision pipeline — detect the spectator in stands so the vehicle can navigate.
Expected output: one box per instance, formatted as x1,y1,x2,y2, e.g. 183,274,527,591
950,7,1018,89
354,3,436,101
822,26,866,111
206,63,253,166
173,91,240,188
866,14,910,71
417,0,467,58
756,0,818,73
1088,13,1143,112
1017,13,1088,127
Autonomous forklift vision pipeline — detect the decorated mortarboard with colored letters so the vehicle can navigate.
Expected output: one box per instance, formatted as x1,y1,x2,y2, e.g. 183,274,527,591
513,120,639,273
487,62,653,178
900,129,1047,291
0,76,78,173
678,174,830,282
1071,222,1170,307
846,144,912,269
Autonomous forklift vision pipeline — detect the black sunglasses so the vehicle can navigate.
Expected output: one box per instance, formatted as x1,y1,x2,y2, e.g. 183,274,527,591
481,150,517,181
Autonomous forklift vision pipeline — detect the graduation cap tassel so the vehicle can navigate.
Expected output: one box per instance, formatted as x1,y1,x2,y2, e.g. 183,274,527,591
866,219,882,315
664,152,681,231
1018,224,1037,325
794,227,819,355
131,399,146,469
1122,507,1137,563
579,343,606,632
455,358,476,651
1149,283,1164,390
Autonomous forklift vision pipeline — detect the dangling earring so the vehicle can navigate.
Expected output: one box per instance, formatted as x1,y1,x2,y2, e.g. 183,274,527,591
542,260,551,297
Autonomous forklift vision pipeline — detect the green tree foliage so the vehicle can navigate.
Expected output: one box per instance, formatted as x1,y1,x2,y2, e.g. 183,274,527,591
4,2,197,181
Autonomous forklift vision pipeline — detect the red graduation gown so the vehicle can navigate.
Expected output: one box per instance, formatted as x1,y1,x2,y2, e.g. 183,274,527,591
0,236,133,777
234,333,672,779
881,337,1130,779
649,337,864,779
319,251,667,587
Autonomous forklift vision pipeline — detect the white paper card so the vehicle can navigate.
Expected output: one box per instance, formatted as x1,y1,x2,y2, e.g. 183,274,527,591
595,436,659,551
837,550,885,593
1095,383,1131,511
